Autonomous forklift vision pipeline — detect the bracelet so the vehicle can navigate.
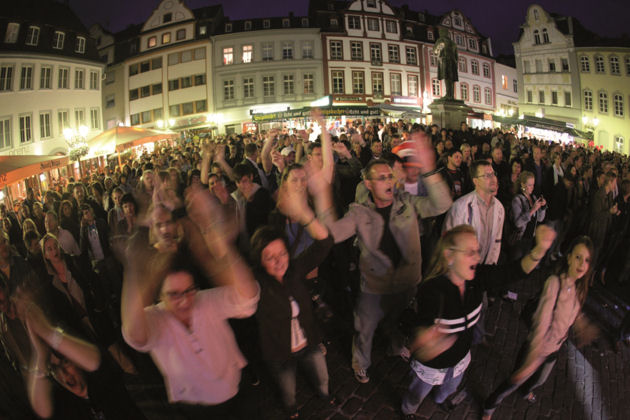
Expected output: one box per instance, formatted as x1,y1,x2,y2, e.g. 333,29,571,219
528,252,542,262
302,215,316,228
421,167,442,178
50,327,64,350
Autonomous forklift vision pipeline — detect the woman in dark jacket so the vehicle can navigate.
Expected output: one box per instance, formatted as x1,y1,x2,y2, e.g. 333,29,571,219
401,224,555,417
250,177,334,419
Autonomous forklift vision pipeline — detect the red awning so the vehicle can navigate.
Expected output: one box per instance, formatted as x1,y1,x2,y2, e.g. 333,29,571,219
86,126,179,158
0,155,69,189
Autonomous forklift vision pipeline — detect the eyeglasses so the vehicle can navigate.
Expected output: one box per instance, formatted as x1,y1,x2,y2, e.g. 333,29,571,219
164,285,198,301
475,171,497,180
263,250,289,264
369,174,394,182
449,248,481,258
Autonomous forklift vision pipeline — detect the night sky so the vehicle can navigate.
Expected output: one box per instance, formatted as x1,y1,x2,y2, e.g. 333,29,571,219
70,0,630,55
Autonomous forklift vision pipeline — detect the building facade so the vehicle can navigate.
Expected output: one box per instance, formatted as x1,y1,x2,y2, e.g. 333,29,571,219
311,0,423,108
420,10,496,118
212,17,324,134
0,1,103,156
494,57,519,117
514,4,630,153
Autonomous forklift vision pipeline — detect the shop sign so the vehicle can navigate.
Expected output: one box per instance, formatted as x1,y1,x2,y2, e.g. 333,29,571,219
242,122,257,133
392,96,421,106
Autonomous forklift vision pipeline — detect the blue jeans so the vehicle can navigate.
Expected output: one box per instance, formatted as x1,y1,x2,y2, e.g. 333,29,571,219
352,288,415,372
266,345,329,412
401,366,463,415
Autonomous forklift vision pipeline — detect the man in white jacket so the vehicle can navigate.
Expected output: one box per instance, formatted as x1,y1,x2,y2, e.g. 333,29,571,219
443,160,504,265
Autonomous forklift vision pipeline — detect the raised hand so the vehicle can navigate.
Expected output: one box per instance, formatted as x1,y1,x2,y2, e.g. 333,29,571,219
409,131,436,174
276,183,311,224
534,224,556,252
333,142,352,160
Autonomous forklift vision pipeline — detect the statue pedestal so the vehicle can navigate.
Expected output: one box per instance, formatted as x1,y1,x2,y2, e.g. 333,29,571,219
429,99,473,130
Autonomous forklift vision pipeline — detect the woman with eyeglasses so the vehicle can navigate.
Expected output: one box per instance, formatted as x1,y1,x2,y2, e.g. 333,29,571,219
121,187,260,418
250,165,335,420
401,224,555,419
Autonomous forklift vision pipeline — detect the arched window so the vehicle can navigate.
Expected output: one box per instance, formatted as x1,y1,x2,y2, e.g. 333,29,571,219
610,56,620,75
458,57,467,73
471,60,479,75
598,91,608,113
460,83,468,101
614,136,624,154
614,93,624,117
542,28,549,43
533,30,540,45
583,90,593,111
533,9,539,20
595,56,605,73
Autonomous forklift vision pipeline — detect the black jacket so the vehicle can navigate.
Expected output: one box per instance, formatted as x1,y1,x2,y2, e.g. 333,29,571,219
256,235,333,362
415,261,528,369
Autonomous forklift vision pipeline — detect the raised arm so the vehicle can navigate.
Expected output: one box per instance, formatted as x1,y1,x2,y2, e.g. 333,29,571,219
261,129,277,174
200,140,214,186
407,131,452,217
312,109,334,184
186,186,258,300
214,144,236,182
121,233,165,348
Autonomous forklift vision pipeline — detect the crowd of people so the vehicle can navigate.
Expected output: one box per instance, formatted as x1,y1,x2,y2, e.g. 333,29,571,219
0,112,628,420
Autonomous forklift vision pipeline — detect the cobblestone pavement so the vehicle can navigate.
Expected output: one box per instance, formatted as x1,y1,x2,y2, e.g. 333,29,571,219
128,268,630,420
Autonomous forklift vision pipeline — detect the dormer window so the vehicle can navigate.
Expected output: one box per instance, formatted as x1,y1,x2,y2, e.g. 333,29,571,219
427,30,434,41
199,26,207,36
263,20,270,29
366,0,377,7
301,18,309,27
282,19,290,28
147,36,157,48
330,18,338,27
225,23,232,33
176,29,186,40
162,32,171,44
4,23,19,44
244,21,252,30
348,15,361,30
75,36,86,53
163,13,172,23
25,26,39,46
52,31,65,49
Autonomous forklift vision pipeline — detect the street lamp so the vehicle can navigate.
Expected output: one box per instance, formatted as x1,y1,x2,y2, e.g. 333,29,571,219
64,125,89,178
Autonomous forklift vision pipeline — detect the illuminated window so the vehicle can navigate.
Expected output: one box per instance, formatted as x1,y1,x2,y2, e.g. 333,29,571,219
501,75,508,89
147,36,157,48
242,45,253,63
223,47,233,65
162,32,171,44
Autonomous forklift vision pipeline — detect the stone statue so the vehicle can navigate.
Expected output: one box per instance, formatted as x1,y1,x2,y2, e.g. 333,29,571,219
434,27,459,100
